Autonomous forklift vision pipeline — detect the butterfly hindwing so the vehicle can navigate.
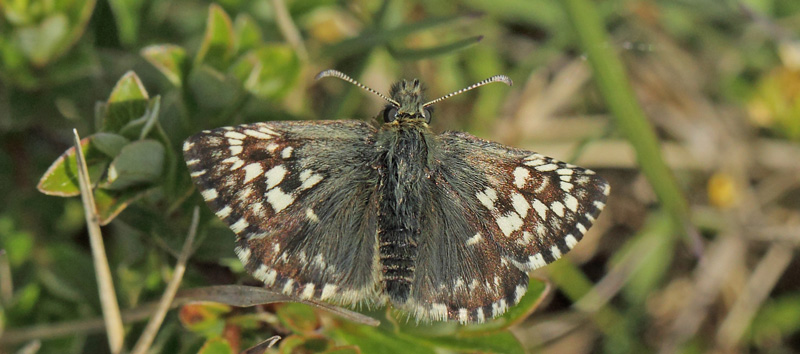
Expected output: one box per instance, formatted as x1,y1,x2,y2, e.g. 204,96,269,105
401,131,609,323
183,121,382,304
399,169,530,323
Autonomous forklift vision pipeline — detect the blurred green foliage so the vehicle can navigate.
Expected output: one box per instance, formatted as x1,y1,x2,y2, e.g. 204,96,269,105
2,0,800,353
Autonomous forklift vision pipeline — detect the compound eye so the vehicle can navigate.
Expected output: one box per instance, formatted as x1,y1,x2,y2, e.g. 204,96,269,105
422,107,433,122
383,106,398,122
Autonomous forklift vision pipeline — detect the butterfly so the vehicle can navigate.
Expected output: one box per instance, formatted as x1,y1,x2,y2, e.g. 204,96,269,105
182,70,610,324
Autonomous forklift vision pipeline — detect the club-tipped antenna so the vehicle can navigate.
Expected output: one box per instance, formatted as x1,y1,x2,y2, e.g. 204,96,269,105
422,75,512,107
316,69,400,106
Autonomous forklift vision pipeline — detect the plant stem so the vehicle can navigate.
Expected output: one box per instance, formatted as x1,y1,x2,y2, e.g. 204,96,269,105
130,207,200,354
72,129,125,354
561,0,698,251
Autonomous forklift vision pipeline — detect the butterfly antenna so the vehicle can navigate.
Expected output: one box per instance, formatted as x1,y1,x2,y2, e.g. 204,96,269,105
316,69,400,106
423,75,512,107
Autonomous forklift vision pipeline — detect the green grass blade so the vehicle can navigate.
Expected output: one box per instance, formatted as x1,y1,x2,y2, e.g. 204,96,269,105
561,0,692,242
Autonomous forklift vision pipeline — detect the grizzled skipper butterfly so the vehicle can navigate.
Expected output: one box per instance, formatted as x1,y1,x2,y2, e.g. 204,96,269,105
183,70,609,323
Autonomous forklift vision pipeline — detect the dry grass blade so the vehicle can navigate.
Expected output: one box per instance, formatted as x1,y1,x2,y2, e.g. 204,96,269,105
0,250,12,305
716,243,794,348
15,340,41,354
574,219,668,313
176,285,380,326
660,236,746,353
130,207,201,354
72,129,125,354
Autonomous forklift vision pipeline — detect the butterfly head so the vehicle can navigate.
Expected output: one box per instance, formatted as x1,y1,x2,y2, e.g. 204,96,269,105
384,79,431,123
315,70,513,125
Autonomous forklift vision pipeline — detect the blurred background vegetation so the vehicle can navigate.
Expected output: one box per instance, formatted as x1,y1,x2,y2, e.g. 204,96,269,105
1,0,800,353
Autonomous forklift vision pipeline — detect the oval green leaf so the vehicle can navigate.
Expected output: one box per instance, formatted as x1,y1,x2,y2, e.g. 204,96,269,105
330,322,436,354
108,71,149,103
198,338,234,354
104,139,165,190
233,15,262,56
276,303,319,334
91,132,130,158
141,45,187,87
195,4,234,71
188,65,241,110
37,136,110,197
15,14,69,65
230,45,300,100
94,187,149,225
408,330,525,354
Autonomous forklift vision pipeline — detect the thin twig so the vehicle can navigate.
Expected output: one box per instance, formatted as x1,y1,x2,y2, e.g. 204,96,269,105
0,306,154,346
130,207,200,354
0,284,379,346
72,129,125,354
270,0,308,61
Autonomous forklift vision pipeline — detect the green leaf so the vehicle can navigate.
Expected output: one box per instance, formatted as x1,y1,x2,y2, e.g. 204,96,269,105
321,346,361,354
227,313,265,330
229,45,300,100
104,139,165,190
233,15,262,56
276,303,320,334
195,4,235,71
198,338,234,354
278,335,332,354
14,14,69,65
102,72,151,133
118,96,161,140
36,133,149,224
0,217,34,266
90,133,130,158
102,99,149,134
410,330,525,354
750,294,800,345
179,302,231,337
141,45,188,87
7,283,41,318
107,0,145,46
93,186,149,225
108,71,149,102
330,322,436,354
37,136,109,197
188,65,241,109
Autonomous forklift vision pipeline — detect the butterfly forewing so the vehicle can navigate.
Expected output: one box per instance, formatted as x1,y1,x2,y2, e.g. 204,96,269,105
183,121,383,304
438,131,609,267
